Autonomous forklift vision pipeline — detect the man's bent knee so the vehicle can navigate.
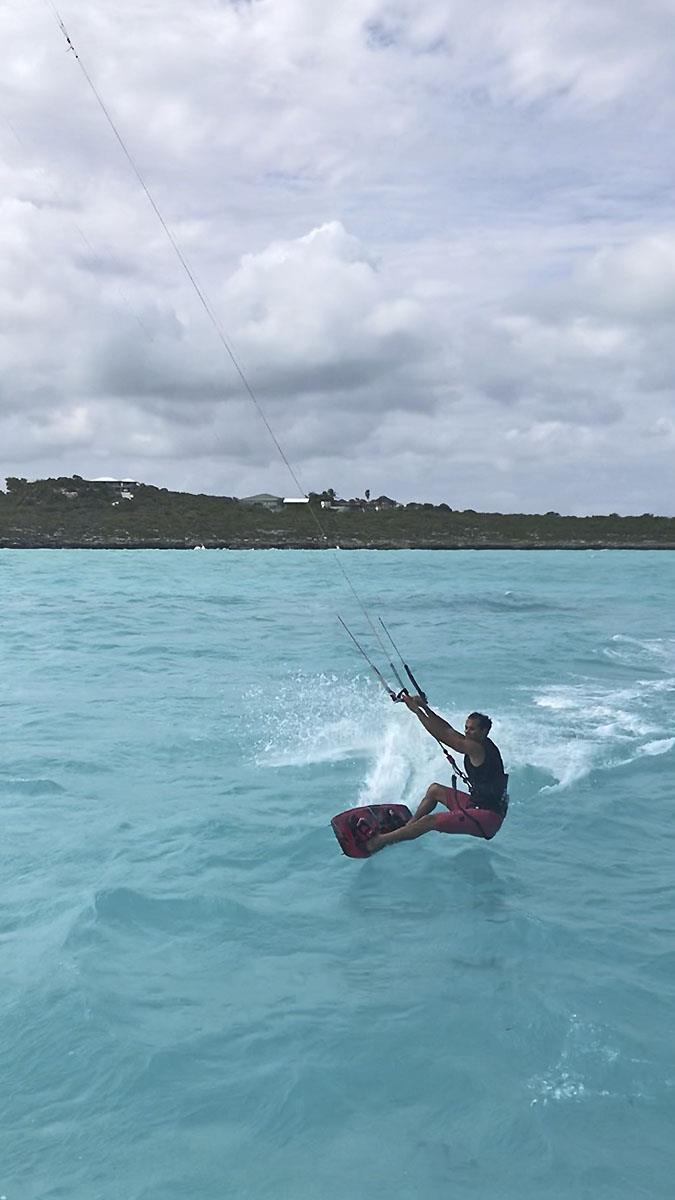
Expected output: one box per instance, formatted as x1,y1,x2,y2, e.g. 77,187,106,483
427,783,446,800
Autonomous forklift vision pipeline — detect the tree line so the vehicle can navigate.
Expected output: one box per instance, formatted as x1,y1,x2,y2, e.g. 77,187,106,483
0,476,673,548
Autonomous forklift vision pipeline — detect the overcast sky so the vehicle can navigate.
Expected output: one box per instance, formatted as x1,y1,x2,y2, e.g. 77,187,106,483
2,0,675,513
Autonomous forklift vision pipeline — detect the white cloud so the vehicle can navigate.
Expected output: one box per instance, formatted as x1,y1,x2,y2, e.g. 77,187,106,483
581,235,675,318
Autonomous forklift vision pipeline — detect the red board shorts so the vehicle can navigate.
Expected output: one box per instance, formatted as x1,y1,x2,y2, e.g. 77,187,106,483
432,785,505,840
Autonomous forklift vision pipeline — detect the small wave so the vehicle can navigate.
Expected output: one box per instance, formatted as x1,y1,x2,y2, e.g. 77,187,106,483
534,691,577,712
480,596,570,614
604,735,675,772
93,886,204,935
3,776,66,796
638,737,675,758
605,634,675,672
424,589,570,615
94,886,192,931
533,683,654,729
512,670,673,789
91,886,258,937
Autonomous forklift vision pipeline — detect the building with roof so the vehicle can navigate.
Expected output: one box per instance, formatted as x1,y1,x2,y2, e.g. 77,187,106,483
88,477,139,495
239,493,283,509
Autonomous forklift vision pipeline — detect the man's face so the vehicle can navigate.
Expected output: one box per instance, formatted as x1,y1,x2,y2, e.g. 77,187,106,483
464,716,485,741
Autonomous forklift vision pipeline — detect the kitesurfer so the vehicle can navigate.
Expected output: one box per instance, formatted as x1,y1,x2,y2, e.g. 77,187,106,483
365,698,508,853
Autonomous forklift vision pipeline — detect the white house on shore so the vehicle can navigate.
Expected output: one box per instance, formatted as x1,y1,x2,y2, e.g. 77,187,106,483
88,475,138,494
283,497,309,505
88,477,139,499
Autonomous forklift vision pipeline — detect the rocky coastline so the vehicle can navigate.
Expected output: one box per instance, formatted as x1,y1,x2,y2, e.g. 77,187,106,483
2,533,674,551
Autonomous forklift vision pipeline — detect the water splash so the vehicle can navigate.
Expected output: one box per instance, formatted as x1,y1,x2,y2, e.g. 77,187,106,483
245,672,395,768
245,671,445,804
244,646,674,800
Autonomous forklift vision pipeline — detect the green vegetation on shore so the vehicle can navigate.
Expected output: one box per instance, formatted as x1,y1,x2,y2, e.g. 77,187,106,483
1,476,674,549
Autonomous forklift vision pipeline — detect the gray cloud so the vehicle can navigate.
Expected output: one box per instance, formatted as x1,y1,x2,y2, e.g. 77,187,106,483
1,0,674,512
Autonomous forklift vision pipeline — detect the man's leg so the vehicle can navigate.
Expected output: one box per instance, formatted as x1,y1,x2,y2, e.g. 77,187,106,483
366,813,438,854
412,782,450,821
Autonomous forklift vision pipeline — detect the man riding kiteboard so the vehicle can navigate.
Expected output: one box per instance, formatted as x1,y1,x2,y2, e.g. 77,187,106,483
364,695,508,854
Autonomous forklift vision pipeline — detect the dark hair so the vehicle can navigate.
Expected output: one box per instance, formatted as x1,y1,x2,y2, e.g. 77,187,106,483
468,711,492,733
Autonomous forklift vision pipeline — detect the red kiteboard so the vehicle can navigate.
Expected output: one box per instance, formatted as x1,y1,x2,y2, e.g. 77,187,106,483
331,804,413,858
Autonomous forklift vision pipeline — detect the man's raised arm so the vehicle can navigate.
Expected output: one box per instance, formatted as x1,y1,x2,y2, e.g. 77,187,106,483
402,694,467,755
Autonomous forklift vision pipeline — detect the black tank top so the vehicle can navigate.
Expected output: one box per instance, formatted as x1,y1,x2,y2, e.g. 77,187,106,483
464,738,508,815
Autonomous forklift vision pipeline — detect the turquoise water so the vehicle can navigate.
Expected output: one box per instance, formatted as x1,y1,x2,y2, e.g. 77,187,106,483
1,549,674,1200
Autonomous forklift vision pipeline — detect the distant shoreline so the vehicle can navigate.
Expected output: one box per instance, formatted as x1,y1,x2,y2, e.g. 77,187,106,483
2,539,675,551
3,478,674,551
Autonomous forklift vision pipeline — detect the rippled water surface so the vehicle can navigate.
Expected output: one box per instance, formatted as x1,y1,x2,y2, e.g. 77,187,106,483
1,549,674,1199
